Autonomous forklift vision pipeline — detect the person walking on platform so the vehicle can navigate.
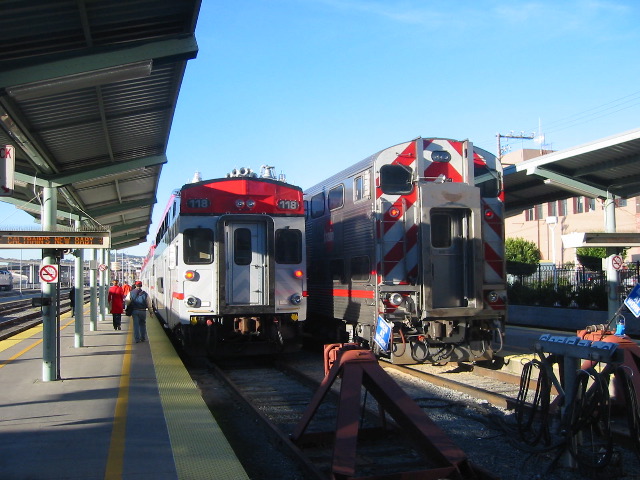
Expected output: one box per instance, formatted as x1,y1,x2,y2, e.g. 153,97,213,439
108,280,125,330
126,281,154,343
69,286,75,316
122,280,131,298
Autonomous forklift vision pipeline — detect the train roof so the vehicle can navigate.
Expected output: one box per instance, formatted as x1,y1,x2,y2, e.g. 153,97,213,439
304,137,497,196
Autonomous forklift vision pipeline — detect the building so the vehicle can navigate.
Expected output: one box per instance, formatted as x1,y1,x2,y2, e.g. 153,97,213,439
504,149,640,266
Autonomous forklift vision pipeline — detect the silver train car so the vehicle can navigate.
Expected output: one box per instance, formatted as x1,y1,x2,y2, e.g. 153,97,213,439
142,167,307,357
303,138,506,365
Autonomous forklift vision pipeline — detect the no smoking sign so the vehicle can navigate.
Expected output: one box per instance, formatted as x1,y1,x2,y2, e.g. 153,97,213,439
39,264,59,283
611,255,624,271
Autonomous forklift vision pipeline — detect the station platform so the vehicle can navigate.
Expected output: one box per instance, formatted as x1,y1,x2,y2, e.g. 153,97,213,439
0,308,250,480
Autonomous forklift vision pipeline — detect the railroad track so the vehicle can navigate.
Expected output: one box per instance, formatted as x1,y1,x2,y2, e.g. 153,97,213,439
191,349,640,480
211,356,456,478
0,295,84,340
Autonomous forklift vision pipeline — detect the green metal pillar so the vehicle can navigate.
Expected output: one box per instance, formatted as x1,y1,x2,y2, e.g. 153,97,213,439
73,219,85,348
41,185,58,382
89,250,98,331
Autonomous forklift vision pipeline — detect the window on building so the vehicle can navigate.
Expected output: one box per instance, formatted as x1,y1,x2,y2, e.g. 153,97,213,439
535,204,543,220
525,208,534,221
559,199,568,217
548,202,557,217
587,198,596,212
574,197,584,214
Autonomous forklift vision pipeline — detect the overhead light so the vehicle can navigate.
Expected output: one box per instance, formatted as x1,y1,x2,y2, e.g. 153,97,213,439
6,60,153,101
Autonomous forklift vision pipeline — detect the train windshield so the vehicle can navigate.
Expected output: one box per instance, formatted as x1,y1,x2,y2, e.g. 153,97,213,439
474,163,501,198
184,228,214,264
380,164,413,194
275,228,302,264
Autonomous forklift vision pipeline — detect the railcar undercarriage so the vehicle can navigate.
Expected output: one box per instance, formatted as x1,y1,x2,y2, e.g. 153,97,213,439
171,314,303,357
348,317,504,365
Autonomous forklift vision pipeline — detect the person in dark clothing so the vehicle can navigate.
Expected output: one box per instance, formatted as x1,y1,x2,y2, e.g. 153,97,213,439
69,286,75,317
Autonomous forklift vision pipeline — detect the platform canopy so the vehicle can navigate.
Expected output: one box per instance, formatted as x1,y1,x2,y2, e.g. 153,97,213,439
0,1,201,250
503,128,640,217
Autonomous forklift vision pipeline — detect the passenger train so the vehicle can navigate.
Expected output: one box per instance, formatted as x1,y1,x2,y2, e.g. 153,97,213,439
141,166,306,356
303,137,506,364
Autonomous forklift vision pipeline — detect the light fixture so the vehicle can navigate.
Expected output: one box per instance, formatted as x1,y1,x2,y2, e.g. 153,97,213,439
6,60,153,101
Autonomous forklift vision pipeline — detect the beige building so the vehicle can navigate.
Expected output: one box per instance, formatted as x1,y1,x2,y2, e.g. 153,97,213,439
504,149,640,266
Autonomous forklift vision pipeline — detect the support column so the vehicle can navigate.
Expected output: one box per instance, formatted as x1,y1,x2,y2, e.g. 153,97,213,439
99,248,107,322
605,192,619,319
73,219,85,348
89,250,98,331
41,185,58,382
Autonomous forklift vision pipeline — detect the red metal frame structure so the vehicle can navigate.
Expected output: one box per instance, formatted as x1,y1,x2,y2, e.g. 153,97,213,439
291,344,496,479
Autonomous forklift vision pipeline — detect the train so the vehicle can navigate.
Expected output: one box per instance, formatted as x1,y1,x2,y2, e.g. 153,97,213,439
141,166,307,357
303,137,507,365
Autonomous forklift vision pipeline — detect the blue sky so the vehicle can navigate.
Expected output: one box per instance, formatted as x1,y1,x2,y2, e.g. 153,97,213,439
2,0,640,260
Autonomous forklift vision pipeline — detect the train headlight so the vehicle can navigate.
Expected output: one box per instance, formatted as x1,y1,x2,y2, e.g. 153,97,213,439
484,207,495,220
186,296,200,307
246,199,255,209
290,293,302,305
293,269,303,278
388,293,403,306
388,206,401,218
235,199,245,209
487,291,499,303
185,270,198,281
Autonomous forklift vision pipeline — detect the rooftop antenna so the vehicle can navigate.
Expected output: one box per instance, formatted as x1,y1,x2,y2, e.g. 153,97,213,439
190,171,202,183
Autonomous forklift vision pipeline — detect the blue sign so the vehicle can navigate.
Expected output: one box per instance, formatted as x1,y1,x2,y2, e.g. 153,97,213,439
374,316,392,352
624,284,640,318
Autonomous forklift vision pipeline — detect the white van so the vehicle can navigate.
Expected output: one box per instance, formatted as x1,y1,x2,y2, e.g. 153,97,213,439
0,270,13,291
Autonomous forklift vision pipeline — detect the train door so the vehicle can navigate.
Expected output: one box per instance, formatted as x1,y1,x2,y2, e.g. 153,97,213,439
225,222,267,305
429,209,470,308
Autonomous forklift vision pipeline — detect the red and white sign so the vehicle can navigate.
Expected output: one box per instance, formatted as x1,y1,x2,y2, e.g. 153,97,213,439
39,264,59,283
0,145,15,197
611,255,624,270
98,264,108,272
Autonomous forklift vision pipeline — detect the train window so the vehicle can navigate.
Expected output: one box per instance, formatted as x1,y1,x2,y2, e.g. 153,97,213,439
350,256,370,281
330,259,344,283
234,228,252,265
474,163,501,198
275,229,302,264
354,176,364,201
380,164,413,194
157,277,164,294
184,228,214,264
328,185,344,211
311,192,325,218
431,213,452,248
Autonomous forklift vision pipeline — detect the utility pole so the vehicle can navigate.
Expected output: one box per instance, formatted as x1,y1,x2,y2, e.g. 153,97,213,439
496,132,535,161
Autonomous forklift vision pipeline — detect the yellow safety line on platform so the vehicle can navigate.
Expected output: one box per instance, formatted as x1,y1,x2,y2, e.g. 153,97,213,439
104,322,134,480
0,318,75,367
